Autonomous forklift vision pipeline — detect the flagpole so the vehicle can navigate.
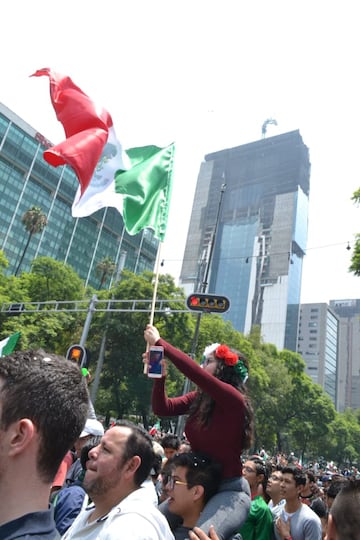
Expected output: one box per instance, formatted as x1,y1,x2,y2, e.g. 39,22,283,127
144,239,163,374
149,240,163,326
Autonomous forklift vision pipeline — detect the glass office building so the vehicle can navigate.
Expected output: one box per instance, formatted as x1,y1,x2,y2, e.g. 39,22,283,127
0,103,158,287
180,130,311,351
297,303,338,407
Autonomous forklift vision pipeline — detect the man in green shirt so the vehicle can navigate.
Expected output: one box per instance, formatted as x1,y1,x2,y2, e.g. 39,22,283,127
239,457,274,540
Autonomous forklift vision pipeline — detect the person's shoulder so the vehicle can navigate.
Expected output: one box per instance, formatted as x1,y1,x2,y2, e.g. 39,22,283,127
299,502,322,522
0,510,61,540
253,495,271,509
106,505,174,539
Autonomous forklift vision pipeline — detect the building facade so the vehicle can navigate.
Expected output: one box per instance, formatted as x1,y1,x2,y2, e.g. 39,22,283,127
297,303,338,407
0,103,158,287
180,130,310,351
329,299,360,411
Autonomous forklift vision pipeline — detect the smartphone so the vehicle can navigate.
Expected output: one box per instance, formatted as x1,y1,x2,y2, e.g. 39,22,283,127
147,346,164,378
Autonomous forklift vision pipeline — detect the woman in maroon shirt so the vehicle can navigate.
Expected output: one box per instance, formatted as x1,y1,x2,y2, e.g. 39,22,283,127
144,324,254,540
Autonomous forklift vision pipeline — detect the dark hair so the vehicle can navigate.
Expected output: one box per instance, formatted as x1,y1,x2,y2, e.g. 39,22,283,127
160,433,181,450
282,465,306,487
150,453,163,478
80,436,103,470
115,420,155,486
249,455,271,502
306,469,316,483
0,350,89,483
171,452,222,504
249,456,267,477
330,478,360,539
326,477,349,499
189,349,254,449
310,497,328,519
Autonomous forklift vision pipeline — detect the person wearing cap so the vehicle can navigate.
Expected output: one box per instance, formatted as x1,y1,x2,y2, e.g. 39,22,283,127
64,418,105,487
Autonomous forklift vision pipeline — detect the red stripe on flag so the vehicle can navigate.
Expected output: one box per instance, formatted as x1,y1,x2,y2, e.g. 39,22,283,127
31,68,112,194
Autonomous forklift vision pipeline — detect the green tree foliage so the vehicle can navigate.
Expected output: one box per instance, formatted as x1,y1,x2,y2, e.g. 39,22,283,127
28,257,85,301
0,255,86,354
350,190,360,275
318,409,360,467
88,271,190,428
0,250,9,272
3,256,360,466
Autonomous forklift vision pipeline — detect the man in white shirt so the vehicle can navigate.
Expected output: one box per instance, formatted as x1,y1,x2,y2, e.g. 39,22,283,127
266,468,285,520
275,466,321,540
62,420,174,540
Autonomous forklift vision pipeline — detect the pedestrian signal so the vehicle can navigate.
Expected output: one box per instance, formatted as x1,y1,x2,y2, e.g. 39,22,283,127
66,344,86,367
186,294,230,313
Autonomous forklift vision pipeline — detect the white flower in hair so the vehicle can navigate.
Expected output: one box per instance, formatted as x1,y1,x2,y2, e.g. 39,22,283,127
203,343,220,359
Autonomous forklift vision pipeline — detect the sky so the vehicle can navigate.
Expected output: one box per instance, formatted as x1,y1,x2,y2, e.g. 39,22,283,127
1,0,360,304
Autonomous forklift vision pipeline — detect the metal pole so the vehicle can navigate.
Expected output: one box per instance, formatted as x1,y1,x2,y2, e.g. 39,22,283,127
175,183,226,437
79,294,98,348
90,251,127,403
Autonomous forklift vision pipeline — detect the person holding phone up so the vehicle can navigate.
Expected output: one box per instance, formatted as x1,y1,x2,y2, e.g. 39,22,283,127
144,324,254,540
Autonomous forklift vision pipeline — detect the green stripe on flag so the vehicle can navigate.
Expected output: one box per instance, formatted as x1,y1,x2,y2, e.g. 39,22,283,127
114,143,175,241
0,331,21,357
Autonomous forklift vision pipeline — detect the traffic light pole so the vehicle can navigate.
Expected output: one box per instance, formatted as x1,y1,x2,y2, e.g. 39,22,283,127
79,294,98,351
175,183,226,437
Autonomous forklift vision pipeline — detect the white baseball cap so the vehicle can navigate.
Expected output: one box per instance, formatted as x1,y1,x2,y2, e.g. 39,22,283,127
79,418,104,438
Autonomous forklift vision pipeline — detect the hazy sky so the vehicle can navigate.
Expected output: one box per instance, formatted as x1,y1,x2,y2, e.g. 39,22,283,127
1,0,360,304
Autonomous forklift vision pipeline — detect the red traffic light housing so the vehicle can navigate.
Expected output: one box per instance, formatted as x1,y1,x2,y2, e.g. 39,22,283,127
186,294,230,313
66,344,87,367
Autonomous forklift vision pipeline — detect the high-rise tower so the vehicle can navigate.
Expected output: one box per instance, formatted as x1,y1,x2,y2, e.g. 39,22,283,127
180,130,310,351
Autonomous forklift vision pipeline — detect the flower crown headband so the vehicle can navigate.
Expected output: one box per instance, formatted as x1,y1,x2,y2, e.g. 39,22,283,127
202,343,249,382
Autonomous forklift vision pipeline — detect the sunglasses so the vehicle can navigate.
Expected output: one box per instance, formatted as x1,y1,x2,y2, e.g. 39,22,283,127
166,476,188,490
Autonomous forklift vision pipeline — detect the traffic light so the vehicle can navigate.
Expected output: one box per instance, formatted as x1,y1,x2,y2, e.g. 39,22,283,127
186,294,230,313
66,344,87,367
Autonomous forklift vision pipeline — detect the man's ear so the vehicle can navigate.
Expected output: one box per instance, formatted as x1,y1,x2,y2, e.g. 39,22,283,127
325,514,336,540
8,419,36,457
125,455,141,476
192,484,205,502
257,473,265,486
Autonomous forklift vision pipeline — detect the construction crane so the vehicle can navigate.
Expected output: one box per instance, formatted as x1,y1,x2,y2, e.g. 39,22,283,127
262,118,278,138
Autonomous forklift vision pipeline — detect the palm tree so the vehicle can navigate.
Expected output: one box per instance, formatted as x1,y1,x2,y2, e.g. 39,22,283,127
96,256,116,289
15,206,48,276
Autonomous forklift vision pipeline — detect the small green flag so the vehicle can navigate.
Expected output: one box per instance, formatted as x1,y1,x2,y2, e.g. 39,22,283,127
114,143,175,242
0,331,21,357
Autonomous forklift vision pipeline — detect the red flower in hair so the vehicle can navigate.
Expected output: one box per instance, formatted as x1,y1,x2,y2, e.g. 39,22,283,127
215,344,238,366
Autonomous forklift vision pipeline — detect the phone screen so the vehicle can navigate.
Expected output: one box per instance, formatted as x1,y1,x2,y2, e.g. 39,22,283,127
148,346,164,378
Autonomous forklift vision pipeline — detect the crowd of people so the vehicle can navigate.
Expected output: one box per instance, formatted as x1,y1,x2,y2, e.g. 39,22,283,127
0,326,359,539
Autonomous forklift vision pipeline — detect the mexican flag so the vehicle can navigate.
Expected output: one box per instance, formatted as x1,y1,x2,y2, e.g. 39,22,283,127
0,331,21,357
31,68,175,242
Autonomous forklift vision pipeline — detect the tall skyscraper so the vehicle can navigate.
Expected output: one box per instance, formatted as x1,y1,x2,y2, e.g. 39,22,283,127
297,303,338,407
329,299,360,411
180,130,310,351
0,103,158,287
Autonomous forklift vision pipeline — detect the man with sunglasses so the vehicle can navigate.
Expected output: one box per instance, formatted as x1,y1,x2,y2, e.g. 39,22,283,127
238,457,274,540
164,452,222,540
